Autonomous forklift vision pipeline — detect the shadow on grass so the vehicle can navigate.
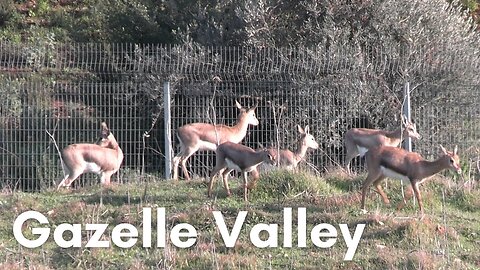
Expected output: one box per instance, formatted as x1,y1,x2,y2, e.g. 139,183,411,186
326,175,363,193
50,247,77,269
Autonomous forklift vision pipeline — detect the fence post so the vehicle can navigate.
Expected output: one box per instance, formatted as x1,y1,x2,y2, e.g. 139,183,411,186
164,81,172,179
402,81,412,152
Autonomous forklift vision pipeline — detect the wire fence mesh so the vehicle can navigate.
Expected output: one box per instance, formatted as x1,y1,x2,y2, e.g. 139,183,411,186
0,41,479,191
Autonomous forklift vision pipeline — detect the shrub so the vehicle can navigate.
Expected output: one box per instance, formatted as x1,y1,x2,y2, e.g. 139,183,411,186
250,170,340,201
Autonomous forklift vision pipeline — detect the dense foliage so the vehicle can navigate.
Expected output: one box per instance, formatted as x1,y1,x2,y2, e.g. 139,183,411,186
0,0,479,46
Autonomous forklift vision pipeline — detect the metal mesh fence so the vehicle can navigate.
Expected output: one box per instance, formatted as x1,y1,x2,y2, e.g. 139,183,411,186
0,80,155,190
413,84,480,175
0,41,479,191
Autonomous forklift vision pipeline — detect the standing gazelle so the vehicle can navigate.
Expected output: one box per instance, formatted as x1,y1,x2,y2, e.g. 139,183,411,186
208,142,275,202
344,116,421,174
173,101,259,180
57,122,124,190
266,125,319,170
361,145,461,215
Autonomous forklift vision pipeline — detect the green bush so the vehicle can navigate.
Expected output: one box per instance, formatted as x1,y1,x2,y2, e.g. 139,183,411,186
0,0,14,26
250,170,340,201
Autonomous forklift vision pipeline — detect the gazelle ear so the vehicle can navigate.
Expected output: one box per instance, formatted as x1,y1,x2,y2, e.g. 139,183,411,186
235,100,243,110
297,125,305,134
439,145,448,155
304,125,310,134
402,114,409,125
268,153,276,164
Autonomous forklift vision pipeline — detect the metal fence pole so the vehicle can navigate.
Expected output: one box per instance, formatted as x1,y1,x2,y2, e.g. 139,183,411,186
402,81,414,206
164,81,172,179
402,81,412,152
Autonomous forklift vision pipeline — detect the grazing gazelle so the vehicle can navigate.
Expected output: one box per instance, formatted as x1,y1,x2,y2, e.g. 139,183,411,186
266,125,319,170
344,116,421,174
208,142,275,201
57,122,124,190
173,101,259,180
361,145,461,215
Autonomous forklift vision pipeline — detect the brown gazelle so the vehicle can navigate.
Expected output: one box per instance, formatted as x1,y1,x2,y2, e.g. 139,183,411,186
344,116,420,174
57,122,124,190
361,145,461,215
173,101,259,180
266,125,319,170
208,142,275,201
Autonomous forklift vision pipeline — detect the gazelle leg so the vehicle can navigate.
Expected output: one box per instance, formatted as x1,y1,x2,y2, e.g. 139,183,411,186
221,169,232,196
208,166,223,197
180,147,197,180
411,182,424,216
180,157,191,180
57,170,81,190
373,177,389,205
172,155,181,180
207,174,217,197
243,171,248,202
361,171,382,210
345,156,353,175
344,143,358,175
101,172,114,186
57,175,70,190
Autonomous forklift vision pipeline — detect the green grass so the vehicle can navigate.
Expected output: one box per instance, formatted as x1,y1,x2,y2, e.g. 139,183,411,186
0,171,479,269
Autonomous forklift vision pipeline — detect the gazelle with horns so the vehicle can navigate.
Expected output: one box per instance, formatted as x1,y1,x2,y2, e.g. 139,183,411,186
361,145,461,215
265,125,319,171
172,101,259,180
57,122,123,189
344,115,421,174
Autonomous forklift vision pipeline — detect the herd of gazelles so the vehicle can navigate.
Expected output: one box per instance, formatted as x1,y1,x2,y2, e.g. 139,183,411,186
56,101,462,216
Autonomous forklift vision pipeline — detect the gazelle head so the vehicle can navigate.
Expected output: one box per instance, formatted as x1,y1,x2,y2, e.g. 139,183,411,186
402,115,421,140
235,100,259,126
298,125,319,149
95,122,119,149
258,148,276,166
439,145,462,174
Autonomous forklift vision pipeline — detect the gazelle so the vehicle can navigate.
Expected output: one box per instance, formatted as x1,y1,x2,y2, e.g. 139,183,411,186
361,145,461,215
57,122,124,190
208,142,275,201
344,116,421,174
266,125,319,170
172,101,259,180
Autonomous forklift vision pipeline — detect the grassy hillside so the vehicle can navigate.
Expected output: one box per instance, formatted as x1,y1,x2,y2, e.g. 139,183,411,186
0,170,479,269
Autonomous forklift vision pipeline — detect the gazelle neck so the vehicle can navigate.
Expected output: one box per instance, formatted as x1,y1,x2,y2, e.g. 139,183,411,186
232,112,250,135
293,138,308,164
385,127,402,139
418,157,449,179
384,128,403,146
107,137,121,150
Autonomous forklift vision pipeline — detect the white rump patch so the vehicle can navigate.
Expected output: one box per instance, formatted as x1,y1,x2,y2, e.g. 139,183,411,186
380,166,409,183
357,146,368,157
85,162,102,174
198,141,218,151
